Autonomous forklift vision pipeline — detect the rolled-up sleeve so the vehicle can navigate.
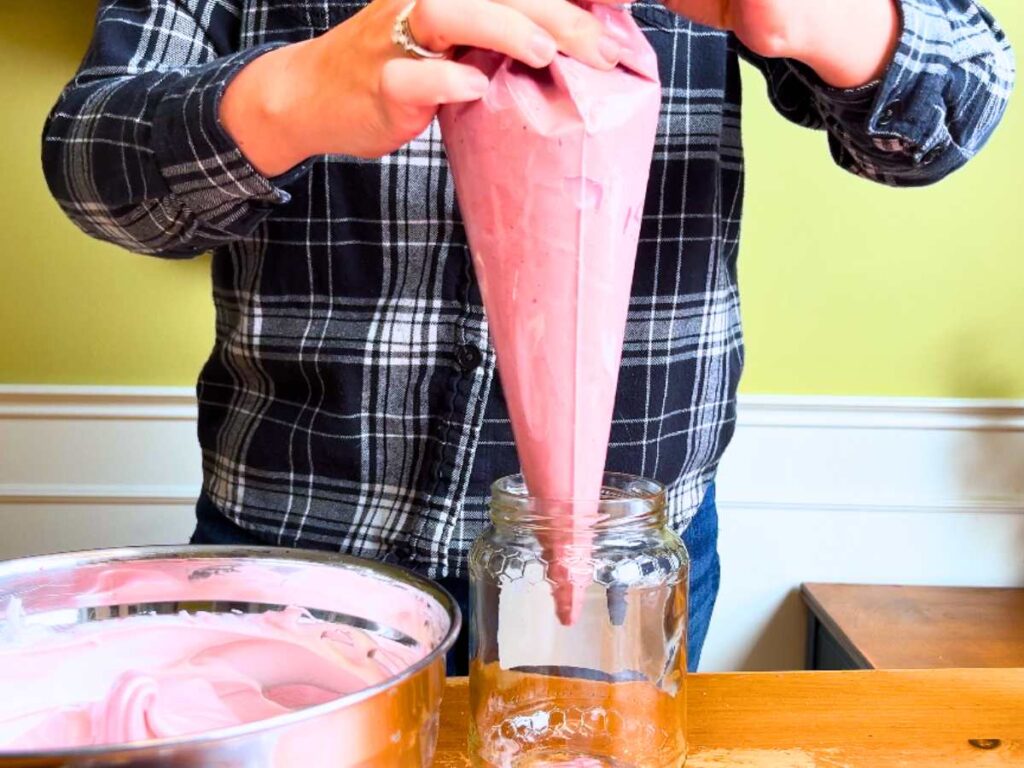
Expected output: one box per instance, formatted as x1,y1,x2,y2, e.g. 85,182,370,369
42,1,304,257
743,0,1016,187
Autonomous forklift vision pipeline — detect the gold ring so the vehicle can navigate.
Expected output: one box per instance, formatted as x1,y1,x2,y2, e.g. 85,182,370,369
391,2,448,60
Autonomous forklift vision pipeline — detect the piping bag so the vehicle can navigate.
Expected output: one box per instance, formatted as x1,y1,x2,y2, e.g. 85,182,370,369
439,5,661,626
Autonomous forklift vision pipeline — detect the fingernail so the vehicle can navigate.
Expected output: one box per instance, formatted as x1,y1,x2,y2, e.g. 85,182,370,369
597,35,622,66
529,33,558,65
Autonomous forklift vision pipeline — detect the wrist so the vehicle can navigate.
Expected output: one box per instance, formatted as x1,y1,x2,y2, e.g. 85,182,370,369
790,0,901,89
220,41,319,177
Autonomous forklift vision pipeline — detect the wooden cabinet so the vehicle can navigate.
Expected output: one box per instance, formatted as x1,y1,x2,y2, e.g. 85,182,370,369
802,583,1024,670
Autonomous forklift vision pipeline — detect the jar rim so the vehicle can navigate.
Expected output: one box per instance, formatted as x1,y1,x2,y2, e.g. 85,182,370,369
488,473,667,530
490,472,666,505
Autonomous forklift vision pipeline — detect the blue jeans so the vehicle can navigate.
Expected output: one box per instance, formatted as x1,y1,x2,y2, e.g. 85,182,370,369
191,484,720,674
680,482,721,671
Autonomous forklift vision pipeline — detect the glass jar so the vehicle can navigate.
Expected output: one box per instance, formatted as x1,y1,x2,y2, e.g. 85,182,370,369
469,473,689,768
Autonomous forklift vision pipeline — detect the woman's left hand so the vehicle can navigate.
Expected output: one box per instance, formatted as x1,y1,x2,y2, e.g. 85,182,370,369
663,0,901,89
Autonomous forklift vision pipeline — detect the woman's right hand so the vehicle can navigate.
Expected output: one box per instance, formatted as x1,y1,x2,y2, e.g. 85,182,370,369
221,0,626,177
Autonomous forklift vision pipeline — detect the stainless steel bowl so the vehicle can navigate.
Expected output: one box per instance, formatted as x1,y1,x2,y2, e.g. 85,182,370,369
0,546,461,767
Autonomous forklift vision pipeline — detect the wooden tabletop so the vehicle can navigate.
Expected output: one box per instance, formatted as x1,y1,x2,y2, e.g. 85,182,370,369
802,583,1024,669
436,669,1024,767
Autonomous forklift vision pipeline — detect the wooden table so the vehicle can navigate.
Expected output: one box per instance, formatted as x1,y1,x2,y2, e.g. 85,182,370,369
802,583,1024,670
435,669,1024,766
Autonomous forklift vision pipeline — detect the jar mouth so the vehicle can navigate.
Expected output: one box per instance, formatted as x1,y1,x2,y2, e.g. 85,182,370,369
489,473,667,530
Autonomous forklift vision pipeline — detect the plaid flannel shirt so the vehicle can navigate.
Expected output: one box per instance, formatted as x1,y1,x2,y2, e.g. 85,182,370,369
43,0,1014,578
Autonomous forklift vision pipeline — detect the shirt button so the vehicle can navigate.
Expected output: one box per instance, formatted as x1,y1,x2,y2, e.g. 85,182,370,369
877,104,897,127
921,146,944,166
455,343,483,371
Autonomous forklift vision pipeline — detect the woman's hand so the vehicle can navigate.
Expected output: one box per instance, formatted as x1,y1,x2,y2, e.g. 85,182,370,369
664,0,901,89
221,0,625,176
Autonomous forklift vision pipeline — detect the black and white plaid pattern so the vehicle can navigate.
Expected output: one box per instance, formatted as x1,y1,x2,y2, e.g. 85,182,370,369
43,0,1014,578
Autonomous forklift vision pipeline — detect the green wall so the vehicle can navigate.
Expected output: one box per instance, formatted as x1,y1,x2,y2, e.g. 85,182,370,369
0,3,213,386
740,1,1023,398
2,1,1021,397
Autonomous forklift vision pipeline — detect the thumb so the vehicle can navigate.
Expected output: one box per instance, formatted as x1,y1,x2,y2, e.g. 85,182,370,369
381,59,490,107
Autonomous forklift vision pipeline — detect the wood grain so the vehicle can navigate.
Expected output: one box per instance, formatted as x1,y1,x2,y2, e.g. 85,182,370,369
802,584,1024,669
435,669,1024,767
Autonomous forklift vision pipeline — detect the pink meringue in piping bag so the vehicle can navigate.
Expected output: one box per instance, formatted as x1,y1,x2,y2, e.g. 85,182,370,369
439,5,661,625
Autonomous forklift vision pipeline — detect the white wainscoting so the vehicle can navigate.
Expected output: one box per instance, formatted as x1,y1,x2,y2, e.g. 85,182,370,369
0,386,201,556
1,385,1022,671
708,395,1024,671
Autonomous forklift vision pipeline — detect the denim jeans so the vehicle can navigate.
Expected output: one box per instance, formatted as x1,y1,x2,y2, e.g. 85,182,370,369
191,484,720,674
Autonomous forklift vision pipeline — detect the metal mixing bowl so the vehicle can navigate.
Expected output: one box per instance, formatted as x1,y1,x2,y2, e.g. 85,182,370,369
0,546,461,767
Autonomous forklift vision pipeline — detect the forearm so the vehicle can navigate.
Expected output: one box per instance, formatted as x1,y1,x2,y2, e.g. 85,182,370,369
219,42,319,179
730,0,901,89
788,0,902,88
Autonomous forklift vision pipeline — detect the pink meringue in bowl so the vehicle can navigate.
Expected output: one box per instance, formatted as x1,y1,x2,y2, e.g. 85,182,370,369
0,546,459,767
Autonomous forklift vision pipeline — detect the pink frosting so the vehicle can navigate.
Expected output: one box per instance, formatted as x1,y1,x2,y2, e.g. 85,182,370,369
11,557,449,650
440,6,661,624
0,606,424,750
